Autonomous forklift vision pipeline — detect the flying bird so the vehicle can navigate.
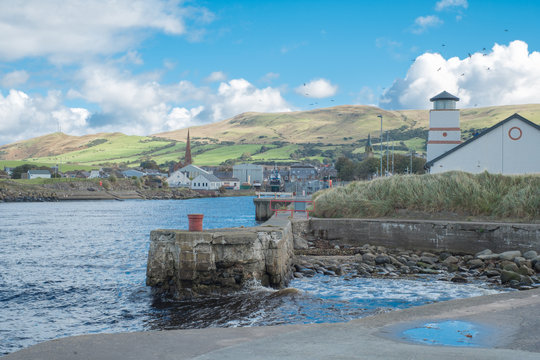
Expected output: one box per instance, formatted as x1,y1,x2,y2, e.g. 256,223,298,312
437,67,441,71
460,73,465,76
504,29,509,32
468,53,472,58
442,44,446,47
487,67,490,70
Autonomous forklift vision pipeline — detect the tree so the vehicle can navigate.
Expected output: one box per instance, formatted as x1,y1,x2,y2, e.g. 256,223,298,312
11,164,36,179
335,157,355,181
140,159,159,170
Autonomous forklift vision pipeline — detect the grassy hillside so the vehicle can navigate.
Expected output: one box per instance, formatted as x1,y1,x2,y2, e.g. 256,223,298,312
1,103,539,168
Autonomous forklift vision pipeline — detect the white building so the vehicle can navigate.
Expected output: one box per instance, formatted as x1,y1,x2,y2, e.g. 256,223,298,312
191,173,222,190
27,170,51,179
425,91,540,174
167,170,191,188
219,177,241,190
233,164,263,184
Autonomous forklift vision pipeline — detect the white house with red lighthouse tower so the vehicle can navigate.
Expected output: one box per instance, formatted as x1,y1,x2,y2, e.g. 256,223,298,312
425,91,540,175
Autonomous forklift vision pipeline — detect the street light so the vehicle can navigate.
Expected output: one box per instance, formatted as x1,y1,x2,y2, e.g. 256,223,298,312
377,115,383,177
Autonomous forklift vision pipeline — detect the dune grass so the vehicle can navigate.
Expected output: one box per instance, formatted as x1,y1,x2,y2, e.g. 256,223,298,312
313,171,540,221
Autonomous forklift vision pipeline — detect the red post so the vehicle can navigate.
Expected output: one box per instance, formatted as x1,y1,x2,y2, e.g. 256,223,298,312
187,214,204,231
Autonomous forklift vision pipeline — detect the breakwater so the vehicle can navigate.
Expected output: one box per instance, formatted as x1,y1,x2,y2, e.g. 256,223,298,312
146,215,540,297
146,217,294,298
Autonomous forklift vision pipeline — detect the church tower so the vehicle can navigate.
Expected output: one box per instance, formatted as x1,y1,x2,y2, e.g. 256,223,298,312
427,91,461,162
364,134,374,157
184,129,192,165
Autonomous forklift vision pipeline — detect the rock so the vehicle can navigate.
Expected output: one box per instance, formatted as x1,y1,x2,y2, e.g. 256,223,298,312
523,251,538,260
417,261,434,269
535,262,540,272
375,255,390,265
475,249,493,257
499,251,522,261
500,270,522,284
439,252,452,261
293,272,304,278
503,263,519,273
420,268,439,274
334,245,340,250
467,259,484,269
443,256,459,264
445,263,459,273
362,253,376,264
477,254,500,260
513,257,527,266
483,269,501,277
519,265,534,276
451,275,468,283
520,275,533,286
420,256,438,264
421,252,437,258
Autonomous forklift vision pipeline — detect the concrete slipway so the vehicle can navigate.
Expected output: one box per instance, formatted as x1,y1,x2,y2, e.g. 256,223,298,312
4,287,540,360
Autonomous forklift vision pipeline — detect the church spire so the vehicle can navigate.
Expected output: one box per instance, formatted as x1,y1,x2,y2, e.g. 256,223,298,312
184,129,192,165
365,133,374,157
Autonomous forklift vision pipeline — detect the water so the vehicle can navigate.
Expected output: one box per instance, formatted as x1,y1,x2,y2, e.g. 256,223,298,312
402,320,485,347
0,198,501,355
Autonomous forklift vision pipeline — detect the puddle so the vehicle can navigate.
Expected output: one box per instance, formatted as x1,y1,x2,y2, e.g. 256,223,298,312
401,320,483,347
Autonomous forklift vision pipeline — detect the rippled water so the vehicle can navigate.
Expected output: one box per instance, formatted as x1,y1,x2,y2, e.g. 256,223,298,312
0,198,502,355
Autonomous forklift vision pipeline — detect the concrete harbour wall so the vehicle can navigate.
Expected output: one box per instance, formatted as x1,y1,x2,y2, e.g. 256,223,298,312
146,220,294,298
300,218,540,254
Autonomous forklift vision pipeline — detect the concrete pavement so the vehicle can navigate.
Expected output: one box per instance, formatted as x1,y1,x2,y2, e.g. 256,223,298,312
4,287,540,359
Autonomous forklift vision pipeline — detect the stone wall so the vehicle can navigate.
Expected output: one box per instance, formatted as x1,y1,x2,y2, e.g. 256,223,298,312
146,222,294,298
253,198,292,221
298,218,540,254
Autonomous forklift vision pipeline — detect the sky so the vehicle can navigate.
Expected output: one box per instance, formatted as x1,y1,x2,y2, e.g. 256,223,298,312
1,0,540,145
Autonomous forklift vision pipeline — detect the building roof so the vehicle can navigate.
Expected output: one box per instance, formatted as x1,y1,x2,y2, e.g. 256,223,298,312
28,170,51,175
195,172,222,182
425,113,540,169
429,91,459,102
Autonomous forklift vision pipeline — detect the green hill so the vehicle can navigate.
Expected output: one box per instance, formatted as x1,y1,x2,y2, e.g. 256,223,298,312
1,104,539,168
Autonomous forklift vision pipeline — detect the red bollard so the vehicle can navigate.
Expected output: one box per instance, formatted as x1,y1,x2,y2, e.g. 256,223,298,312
187,214,204,231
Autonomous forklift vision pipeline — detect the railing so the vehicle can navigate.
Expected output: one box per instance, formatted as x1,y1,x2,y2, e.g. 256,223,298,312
256,192,294,198
270,199,315,219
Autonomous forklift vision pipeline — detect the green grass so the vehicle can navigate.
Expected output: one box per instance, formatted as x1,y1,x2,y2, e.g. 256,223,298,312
251,144,300,161
313,172,540,221
29,135,174,164
193,144,266,165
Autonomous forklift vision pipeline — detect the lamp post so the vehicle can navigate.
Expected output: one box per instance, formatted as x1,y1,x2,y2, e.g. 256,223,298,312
377,115,383,177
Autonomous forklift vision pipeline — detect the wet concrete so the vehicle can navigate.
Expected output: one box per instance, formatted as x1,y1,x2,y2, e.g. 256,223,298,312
4,288,540,359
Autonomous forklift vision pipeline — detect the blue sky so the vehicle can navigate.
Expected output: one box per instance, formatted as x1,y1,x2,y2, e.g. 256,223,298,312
1,0,540,144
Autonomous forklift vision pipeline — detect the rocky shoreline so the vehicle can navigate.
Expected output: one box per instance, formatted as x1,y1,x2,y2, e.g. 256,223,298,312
293,244,540,291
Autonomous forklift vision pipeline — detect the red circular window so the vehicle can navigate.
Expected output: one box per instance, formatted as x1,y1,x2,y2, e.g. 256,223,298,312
442,132,448,137
508,127,522,140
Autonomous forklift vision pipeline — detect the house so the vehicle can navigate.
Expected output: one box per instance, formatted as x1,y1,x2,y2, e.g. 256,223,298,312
27,170,51,179
88,170,101,179
233,164,263,184
290,164,318,181
191,173,222,190
425,91,540,174
167,170,191,188
219,177,240,190
122,169,145,178
179,164,210,180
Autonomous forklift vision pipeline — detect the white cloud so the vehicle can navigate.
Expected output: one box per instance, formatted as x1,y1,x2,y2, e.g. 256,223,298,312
412,15,443,34
0,0,211,62
435,0,469,11
354,87,376,106
204,71,227,83
212,79,291,121
1,70,30,88
295,79,338,98
379,40,540,110
0,89,89,144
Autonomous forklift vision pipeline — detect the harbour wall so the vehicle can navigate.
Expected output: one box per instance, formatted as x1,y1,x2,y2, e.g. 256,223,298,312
146,218,294,298
146,216,540,297
296,218,540,254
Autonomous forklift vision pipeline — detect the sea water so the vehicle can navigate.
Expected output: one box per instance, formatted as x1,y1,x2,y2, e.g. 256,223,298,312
0,198,502,355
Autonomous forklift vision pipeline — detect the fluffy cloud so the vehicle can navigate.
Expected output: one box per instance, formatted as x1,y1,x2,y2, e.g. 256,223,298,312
379,40,540,110
1,70,30,88
412,15,443,34
204,71,227,83
435,0,469,11
0,0,208,62
295,79,338,98
0,89,89,144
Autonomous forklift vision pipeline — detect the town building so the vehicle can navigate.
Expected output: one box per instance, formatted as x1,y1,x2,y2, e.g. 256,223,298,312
233,164,263,184
27,170,51,179
167,170,191,187
425,91,540,174
219,177,241,190
191,173,222,190
179,164,210,179
290,164,318,181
